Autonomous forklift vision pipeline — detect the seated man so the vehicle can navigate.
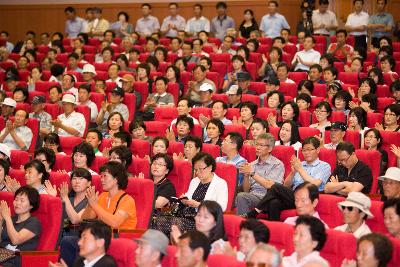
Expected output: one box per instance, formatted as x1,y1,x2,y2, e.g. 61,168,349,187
61,73,78,98
135,229,169,267
52,94,86,137
237,72,256,95
325,141,373,196
379,167,400,200
188,65,216,104
246,243,281,267
226,85,243,109
176,230,211,267
85,128,103,156
29,96,52,138
96,87,129,132
283,182,328,228
0,109,33,150
323,121,347,149
334,192,373,239
237,133,284,215
78,84,98,125
121,74,142,111
49,220,117,267
327,29,354,62
1,97,16,122
170,98,199,128
216,132,247,186
291,35,321,72
245,137,331,220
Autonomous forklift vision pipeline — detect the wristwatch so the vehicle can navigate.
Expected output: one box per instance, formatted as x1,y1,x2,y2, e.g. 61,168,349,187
249,172,255,179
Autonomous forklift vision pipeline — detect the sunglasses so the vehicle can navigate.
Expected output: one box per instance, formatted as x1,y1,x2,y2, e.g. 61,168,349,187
341,206,355,212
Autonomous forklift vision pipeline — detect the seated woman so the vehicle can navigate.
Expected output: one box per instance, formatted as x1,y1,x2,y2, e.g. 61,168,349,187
258,47,282,82
34,147,56,173
108,145,133,175
349,78,377,107
129,120,153,143
368,67,384,86
344,57,363,73
165,65,184,96
59,161,137,267
332,90,352,117
43,133,65,155
282,216,328,266
151,136,169,156
0,186,41,267
326,81,342,99
268,101,300,128
275,120,302,153
204,119,225,146
334,192,373,239
58,168,91,238
70,142,97,175
222,55,246,91
348,107,367,132
310,101,332,132
103,111,124,138
382,198,400,240
296,93,312,111
170,200,227,254
264,90,284,110
244,118,269,146
376,104,400,132
166,115,194,144
234,102,258,138
360,94,378,113
0,158,10,192
342,233,393,267
380,55,399,79
364,129,388,176
150,153,176,210
297,79,314,96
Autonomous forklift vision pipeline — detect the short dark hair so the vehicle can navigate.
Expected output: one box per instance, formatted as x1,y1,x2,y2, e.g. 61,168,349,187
194,4,203,10
185,135,203,151
102,46,114,57
268,0,279,7
353,0,364,5
349,107,367,129
281,101,300,121
99,161,129,189
34,147,56,169
302,136,320,149
332,90,352,110
390,79,400,93
80,220,112,251
251,118,269,132
151,153,174,176
117,11,130,22
336,29,347,37
192,152,216,172
383,198,400,216
226,132,244,151
294,182,319,203
0,158,10,176
368,67,384,85
381,55,396,70
152,136,170,150
44,133,62,152
179,230,211,261
113,130,132,147
50,64,65,77
364,128,383,148
87,128,103,142
13,86,29,102
155,76,169,85
240,219,270,243
237,46,250,61
24,159,49,184
146,36,159,46
315,101,332,118
176,115,194,131
206,119,224,138
15,186,40,212
64,6,76,13
384,104,400,117
241,101,258,116
107,112,125,132
298,80,314,94
72,142,96,167
71,167,92,182
78,83,92,93
193,64,206,73
361,93,378,111
295,215,327,251
129,120,146,133
169,2,179,8
296,93,312,105
212,100,228,111
142,3,152,9
358,233,393,267
336,141,355,155
109,145,133,169
359,77,377,94
323,66,338,78
216,1,227,9
309,64,323,73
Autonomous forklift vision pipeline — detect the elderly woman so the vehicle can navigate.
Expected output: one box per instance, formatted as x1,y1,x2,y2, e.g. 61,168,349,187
382,198,400,239
204,119,225,146
334,192,373,239
70,142,97,175
376,104,400,132
282,215,328,267
129,120,153,143
244,118,269,146
0,186,41,267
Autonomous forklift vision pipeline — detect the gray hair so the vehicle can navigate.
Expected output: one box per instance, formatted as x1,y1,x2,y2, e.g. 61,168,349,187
122,36,134,44
257,133,276,148
246,243,281,267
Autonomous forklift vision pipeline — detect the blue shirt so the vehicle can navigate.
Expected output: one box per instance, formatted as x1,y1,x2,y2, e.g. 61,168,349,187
292,159,331,191
211,15,236,40
369,12,394,38
259,13,290,38
65,16,86,38
216,154,247,185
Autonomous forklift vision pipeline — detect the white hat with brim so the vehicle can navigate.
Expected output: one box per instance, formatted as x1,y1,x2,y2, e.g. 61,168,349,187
338,192,374,219
199,83,214,92
379,167,400,182
0,144,11,158
61,94,76,105
2,98,16,108
82,64,97,75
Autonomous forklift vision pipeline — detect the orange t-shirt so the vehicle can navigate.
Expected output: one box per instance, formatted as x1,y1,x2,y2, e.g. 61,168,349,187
98,190,137,230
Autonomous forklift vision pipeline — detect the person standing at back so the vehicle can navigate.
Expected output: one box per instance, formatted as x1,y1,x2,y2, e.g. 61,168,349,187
259,1,290,38
345,0,369,50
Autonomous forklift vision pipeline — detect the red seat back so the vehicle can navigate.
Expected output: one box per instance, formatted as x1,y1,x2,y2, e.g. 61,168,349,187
167,141,184,156
59,136,83,155
75,105,90,136
10,150,30,169
298,127,321,142
144,121,169,138
271,145,295,178
154,106,178,124
207,255,244,267
223,214,244,248
49,172,71,190
9,168,26,185
288,72,308,84
91,156,108,174
222,124,247,139
249,82,266,95
242,94,260,107
380,131,400,167
34,81,59,92
355,149,381,194
226,108,240,120
167,159,192,197
215,162,238,211
133,82,149,110
107,238,136,267
128,157,150,178
316,194,345,228
130,139,151,158
240,144,256,163
389,237,400,267
320,230,357,267
53,153,73,172
366,112,383,128
366,200,387,234
190,107,212,120
262,221,294,256
280,82,297,98
202,143,221,158
256,107,277,120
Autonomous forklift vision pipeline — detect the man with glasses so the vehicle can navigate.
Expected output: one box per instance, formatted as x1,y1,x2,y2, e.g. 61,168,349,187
243,137,331,220
325,141,372,195
236,133,284,216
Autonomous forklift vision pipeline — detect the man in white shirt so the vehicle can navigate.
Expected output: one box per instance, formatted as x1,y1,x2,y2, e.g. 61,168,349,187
312,0,338,36
64,6,87,38
61,74,78,98
185,4,210,37
292,35,321,72
345,0,369,50
78,84,98,125
161,2,186,38
170,98,200,128
259,1,290,38
135,229,169,267
135,3,160,38
0,109,33,151
52,94,86,137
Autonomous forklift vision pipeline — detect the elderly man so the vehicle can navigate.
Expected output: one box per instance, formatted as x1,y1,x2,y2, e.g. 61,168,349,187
325,141,373,196
0,109,33,150
237,133,284,215
323,121,347,149
53,94,86,137
82,64,97,83
29,96,52,137
1,98,16,122
135,229,169,267
96,87,129,131
189,65,216,104
246,243,281,267
121,74,141,110
379,167,400,200
227,85,243,109
61,74,78,98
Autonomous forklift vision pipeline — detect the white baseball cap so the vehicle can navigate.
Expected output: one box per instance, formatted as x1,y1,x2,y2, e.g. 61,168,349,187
82,64,97,75
62,94,76,105
0,144,11,158
2,98,16,108
199,83,214,92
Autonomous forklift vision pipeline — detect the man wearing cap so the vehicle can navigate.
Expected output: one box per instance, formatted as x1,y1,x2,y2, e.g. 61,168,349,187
237,72,256,95
121,74,142,110
334,192,373,239
1,98,16,122
325,142,372,196
78,84,98,125
259,76,280,107
29,95,52,137
96,87,129,131
227,85,243,109
380,167,400,200
188,65,216,104
82,64,97,83
61,73,79,98
135,229,169,267
194,83,214,108
0,109,33,151
1,72,19,92
52,94,86,137
323,122,347,149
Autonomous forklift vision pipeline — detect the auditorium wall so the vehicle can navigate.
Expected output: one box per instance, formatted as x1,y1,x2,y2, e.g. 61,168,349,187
0,0,399,43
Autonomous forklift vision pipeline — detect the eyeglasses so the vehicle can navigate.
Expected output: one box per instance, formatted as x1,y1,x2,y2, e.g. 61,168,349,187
255,143,270,148
337,154,352,164
193,165,209,173
314,109,327,114
152,162,167,167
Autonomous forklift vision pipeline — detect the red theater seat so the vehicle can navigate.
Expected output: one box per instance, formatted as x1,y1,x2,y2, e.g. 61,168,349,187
59,136,83,155
271,145,295,178
223,214,244,248
202,143,221,158
190,107,212,120
355,149,381,194
128,156,150,178
167,159,192,196
107,238,136,267
154,106,179,124
262,221,294,256
53,153,73,172
215,162,238,211
10,150,30,169
130,139,151,158
320,230,357,267
223,124,247,139
144,121,169,138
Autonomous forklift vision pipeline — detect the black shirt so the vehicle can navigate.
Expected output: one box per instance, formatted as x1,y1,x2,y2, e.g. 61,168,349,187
0,216,41,251
239,23,259,39
155,178,176,204
331,160,373,194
